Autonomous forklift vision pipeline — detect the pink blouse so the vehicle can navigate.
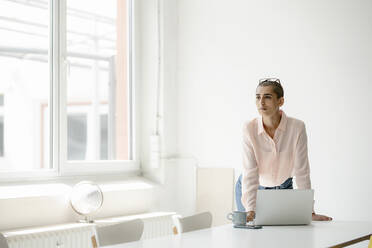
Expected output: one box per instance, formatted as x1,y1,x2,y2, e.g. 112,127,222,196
241,111,312,211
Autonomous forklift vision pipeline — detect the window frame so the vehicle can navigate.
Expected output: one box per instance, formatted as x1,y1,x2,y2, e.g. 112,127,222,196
0,0,139,181
0,104,4,158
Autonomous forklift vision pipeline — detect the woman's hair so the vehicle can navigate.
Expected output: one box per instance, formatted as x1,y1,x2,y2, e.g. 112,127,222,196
257,78,284,99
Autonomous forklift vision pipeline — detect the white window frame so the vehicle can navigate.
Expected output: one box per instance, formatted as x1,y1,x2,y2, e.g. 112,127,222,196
0,0,139,181
0,104,4,160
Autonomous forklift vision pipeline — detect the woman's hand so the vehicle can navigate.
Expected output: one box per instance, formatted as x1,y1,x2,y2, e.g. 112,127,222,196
312,213,332,221
246,211,255,222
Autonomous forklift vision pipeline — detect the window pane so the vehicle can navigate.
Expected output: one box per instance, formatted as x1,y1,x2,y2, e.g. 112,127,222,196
66,0,129,161
100,114,108,160
0,95,3,157
68,115,87,160
0,116,3,157
0,0,50,171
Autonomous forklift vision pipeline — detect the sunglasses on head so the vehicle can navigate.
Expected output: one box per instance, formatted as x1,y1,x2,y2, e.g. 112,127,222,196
259,78,281,84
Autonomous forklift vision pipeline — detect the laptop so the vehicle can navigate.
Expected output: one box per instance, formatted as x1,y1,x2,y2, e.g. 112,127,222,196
254,189,314,225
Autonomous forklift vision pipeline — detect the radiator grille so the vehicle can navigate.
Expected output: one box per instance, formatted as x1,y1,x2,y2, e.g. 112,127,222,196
4,212,175,248
6,225,95,248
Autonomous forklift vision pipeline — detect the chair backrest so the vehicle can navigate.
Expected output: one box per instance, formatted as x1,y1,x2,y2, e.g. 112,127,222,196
96,219,144,246
173,212,212,234
0,233,9,248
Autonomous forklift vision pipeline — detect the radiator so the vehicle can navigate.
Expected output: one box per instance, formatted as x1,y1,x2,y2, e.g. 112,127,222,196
5,225,95,248
4,212,175,248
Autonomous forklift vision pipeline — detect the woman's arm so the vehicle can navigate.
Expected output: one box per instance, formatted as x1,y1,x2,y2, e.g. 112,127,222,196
295,122,332,221
241,125,259,213
293,122,311,190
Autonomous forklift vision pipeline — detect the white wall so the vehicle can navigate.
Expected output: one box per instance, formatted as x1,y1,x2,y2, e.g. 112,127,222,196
139,0,179,183
175,0,372,220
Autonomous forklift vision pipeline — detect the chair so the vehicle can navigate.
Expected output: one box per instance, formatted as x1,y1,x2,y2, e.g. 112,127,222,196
96,219,144,246
0,233,9,248
172,211,213,234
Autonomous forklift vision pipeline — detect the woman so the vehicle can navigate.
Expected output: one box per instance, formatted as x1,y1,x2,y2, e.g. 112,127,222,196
236,78,332,222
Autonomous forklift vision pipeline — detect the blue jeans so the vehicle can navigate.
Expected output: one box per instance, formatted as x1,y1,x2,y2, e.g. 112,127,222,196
235,174,293,211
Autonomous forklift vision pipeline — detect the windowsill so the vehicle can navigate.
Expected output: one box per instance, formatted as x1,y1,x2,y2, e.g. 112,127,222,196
0,173,161,231
0,183,71,199
0,174,157,200
0,160,140,183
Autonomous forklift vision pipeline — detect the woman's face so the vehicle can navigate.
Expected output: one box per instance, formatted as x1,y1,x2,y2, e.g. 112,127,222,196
255,86,284,117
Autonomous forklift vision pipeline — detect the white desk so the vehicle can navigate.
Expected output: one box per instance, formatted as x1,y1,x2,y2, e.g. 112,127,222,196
104,221,372,248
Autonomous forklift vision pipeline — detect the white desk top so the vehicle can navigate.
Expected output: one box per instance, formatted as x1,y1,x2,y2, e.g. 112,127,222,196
104,221,372,248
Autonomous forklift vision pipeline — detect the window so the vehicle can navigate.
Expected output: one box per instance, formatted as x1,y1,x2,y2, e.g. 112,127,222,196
0,0,50,172
0,95,3,157
0,116,3,157
0,0,136,178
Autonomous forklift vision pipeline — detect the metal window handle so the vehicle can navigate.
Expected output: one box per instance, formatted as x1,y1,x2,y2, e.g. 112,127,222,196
56,241,64,247
64,59,71,77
